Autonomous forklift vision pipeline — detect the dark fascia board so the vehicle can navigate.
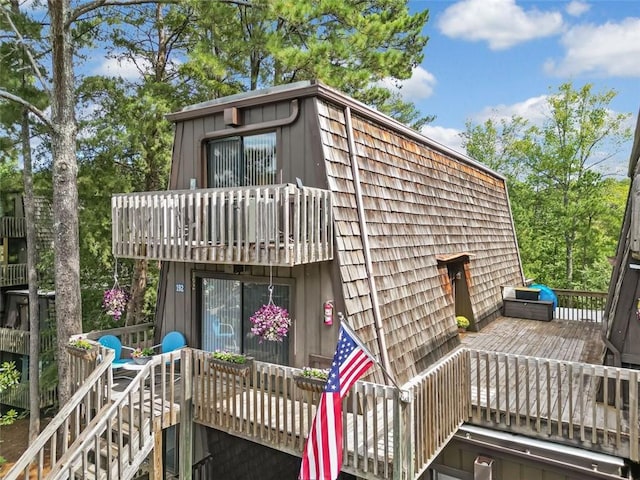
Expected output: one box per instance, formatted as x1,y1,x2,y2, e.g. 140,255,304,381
166,80,506,181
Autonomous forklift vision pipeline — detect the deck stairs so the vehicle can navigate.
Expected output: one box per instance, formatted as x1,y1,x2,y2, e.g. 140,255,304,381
3,351,181,480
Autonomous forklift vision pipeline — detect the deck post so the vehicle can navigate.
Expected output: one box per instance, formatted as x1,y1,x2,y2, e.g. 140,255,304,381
150,424,164,480
393,389,413,480
179,349,193,479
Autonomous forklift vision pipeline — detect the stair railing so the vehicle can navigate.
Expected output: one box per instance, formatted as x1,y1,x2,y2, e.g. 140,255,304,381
46,351,181,480
3,346,114,480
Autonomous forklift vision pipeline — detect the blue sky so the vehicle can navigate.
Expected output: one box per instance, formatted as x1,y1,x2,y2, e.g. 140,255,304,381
394,0,640,176
22,0,637,175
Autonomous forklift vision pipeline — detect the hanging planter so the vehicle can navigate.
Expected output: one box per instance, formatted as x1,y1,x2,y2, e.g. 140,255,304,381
249,285,291,343
103,287,129,321
103,260,128,322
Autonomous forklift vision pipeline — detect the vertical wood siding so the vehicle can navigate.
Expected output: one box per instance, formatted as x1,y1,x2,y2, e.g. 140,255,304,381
157,98,341,367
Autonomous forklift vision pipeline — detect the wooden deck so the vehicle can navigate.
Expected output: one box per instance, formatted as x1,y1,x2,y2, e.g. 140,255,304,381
460,315,605,362
460,317,638,460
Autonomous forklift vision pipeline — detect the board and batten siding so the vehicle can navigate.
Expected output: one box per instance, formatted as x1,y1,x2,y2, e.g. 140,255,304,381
157,96,343,365
318,98,523,384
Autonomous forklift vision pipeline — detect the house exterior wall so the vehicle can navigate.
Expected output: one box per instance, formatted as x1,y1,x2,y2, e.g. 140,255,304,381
155,82,523,381
203,428,356,480
156,95,344,365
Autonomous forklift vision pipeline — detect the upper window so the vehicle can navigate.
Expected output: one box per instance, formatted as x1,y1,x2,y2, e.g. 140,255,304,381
206,132,277,188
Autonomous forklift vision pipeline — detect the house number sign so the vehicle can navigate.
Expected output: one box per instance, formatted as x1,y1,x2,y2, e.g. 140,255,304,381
176,282,185,293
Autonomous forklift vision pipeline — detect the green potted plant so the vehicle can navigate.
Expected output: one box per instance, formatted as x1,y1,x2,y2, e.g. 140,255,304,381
131,347,155,364
456,316,470,333
209,350,254,376
66,336,98,360
294,367,330,393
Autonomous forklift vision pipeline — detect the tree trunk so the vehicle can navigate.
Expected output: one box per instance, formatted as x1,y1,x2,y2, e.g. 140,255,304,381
23,109,41,440
125,259,148,326
49,0,82,407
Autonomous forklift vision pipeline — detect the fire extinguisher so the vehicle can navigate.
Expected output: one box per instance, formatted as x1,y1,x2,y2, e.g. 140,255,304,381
324,301,334,325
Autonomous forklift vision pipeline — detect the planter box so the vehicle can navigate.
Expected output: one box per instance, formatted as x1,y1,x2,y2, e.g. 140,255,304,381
209,356,254,377
504,298,554,321
66,345,98,361
294,375,327,393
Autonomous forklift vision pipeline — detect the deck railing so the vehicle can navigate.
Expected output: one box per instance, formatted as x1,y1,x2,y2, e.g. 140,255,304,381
0,263,28,287
112,184,333,266
0,216,26,238
3,341,114,480
0,327,55,355
403,348,470,479
0,328,57,408
4,342,182,480
84,322,155,349
467,349,639,461
553,288,606,322
187,348,470,480
47,351,182,480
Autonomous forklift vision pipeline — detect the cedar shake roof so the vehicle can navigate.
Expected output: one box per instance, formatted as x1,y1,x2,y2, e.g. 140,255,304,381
316,95,523,383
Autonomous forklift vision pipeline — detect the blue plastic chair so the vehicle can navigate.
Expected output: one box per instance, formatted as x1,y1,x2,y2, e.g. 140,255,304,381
160,331,187,354
98,334,134,369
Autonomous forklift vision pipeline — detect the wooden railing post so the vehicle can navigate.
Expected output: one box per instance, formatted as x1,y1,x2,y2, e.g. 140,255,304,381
179,348,193,480
393,389,413,480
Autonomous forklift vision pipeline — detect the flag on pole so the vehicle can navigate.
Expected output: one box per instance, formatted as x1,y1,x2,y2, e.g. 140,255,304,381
299,324,374,480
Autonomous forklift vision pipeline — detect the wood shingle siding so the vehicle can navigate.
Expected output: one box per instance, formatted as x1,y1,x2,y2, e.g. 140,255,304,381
318,97,522,383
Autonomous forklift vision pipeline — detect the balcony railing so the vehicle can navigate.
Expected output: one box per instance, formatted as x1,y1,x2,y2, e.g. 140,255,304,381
553,288,606,322
112,184,333,267
0,263,28,287
467,349,639,461
0,216,26,238
0,327,55,355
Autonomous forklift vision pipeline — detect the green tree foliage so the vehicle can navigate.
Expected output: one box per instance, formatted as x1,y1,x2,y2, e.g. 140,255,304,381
0,361,19,425
462,83,631,290
75,0,432,326
179,0,432,127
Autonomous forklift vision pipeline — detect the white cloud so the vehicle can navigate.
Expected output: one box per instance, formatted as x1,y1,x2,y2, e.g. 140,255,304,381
421,125,466,154
438,0,564,50
474,95,550,125
566,1,590,17
379,66,437,100
92,56,150,81
545,18,640,77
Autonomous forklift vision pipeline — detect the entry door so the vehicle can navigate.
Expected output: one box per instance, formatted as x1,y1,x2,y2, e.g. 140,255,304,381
200,278,290,365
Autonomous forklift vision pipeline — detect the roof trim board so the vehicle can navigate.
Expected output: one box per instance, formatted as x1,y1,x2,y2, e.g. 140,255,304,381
166,81,506,183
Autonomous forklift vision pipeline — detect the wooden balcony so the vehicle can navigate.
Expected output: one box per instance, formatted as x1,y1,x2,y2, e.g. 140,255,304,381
9,335,639,480
112,184,333,267
0,216,26,238
0,263,28,287
0,327,54,355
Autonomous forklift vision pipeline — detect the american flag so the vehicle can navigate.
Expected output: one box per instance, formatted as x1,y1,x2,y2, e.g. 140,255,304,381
299,325,374,480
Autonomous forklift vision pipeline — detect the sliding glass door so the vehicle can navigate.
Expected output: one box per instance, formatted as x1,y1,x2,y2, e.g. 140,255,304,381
200,277,290,365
